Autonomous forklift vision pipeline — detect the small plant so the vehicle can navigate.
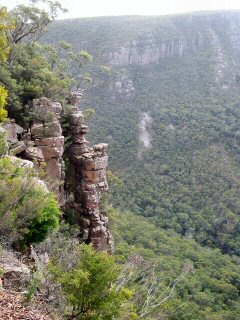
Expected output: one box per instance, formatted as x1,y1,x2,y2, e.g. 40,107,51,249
0,267,5,278
83,108,95,120
25,271,41,303
49,244,136,320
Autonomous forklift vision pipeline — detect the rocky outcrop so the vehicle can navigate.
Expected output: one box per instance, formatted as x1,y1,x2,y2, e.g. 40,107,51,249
24,146,45,163
30,97,65,204
0,248,30,291
1,120,26,155
1,99,64,202
67,94,114,253
1,95,113,252
110,70,135,100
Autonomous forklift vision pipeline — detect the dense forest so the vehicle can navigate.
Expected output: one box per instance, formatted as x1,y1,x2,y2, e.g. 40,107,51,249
1,1,240,319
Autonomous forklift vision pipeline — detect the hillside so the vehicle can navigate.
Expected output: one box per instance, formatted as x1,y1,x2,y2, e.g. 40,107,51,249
43,11,240,257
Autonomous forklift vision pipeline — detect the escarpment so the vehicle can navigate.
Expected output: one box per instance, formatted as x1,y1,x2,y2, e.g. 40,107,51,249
1,95,113,253
107,35,203,66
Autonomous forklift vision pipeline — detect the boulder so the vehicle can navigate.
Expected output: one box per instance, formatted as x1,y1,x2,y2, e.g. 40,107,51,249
24,147,44,162
10,141,27,155
0,248,30,291
2,121,24,145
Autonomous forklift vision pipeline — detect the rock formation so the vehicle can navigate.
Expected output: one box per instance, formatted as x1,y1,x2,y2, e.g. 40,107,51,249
30,97,65,204
1,99,65,203
67,93,114,253
2,120,26,155
0,95,113,252
0,248,30,291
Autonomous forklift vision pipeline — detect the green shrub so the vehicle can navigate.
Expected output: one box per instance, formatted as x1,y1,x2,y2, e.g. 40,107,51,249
49,244,136,320
0,157,61,246
22,196,60,244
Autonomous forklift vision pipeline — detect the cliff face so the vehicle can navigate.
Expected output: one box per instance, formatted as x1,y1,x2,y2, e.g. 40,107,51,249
23,11,240,255
42,12,240,108
106,35,203,66
43,11,240,67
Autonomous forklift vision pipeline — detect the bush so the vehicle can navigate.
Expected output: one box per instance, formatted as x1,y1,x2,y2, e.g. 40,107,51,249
49,244,135,320
0,126,8,156
0,157,61,247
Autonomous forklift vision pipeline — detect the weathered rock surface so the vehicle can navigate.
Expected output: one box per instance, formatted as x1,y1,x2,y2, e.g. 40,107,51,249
110,70,135,100
67,94,114,253
24,147,45,162
2,121,24,145
1,95,113,252
0,248,30,291
30,97,65,203
2,121,27,155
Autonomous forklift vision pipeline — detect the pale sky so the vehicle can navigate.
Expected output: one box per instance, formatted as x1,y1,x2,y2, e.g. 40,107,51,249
3,0,240,18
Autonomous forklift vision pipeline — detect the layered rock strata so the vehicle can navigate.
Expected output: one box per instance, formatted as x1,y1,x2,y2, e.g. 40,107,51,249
67,95,114,253
30,97,65,203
